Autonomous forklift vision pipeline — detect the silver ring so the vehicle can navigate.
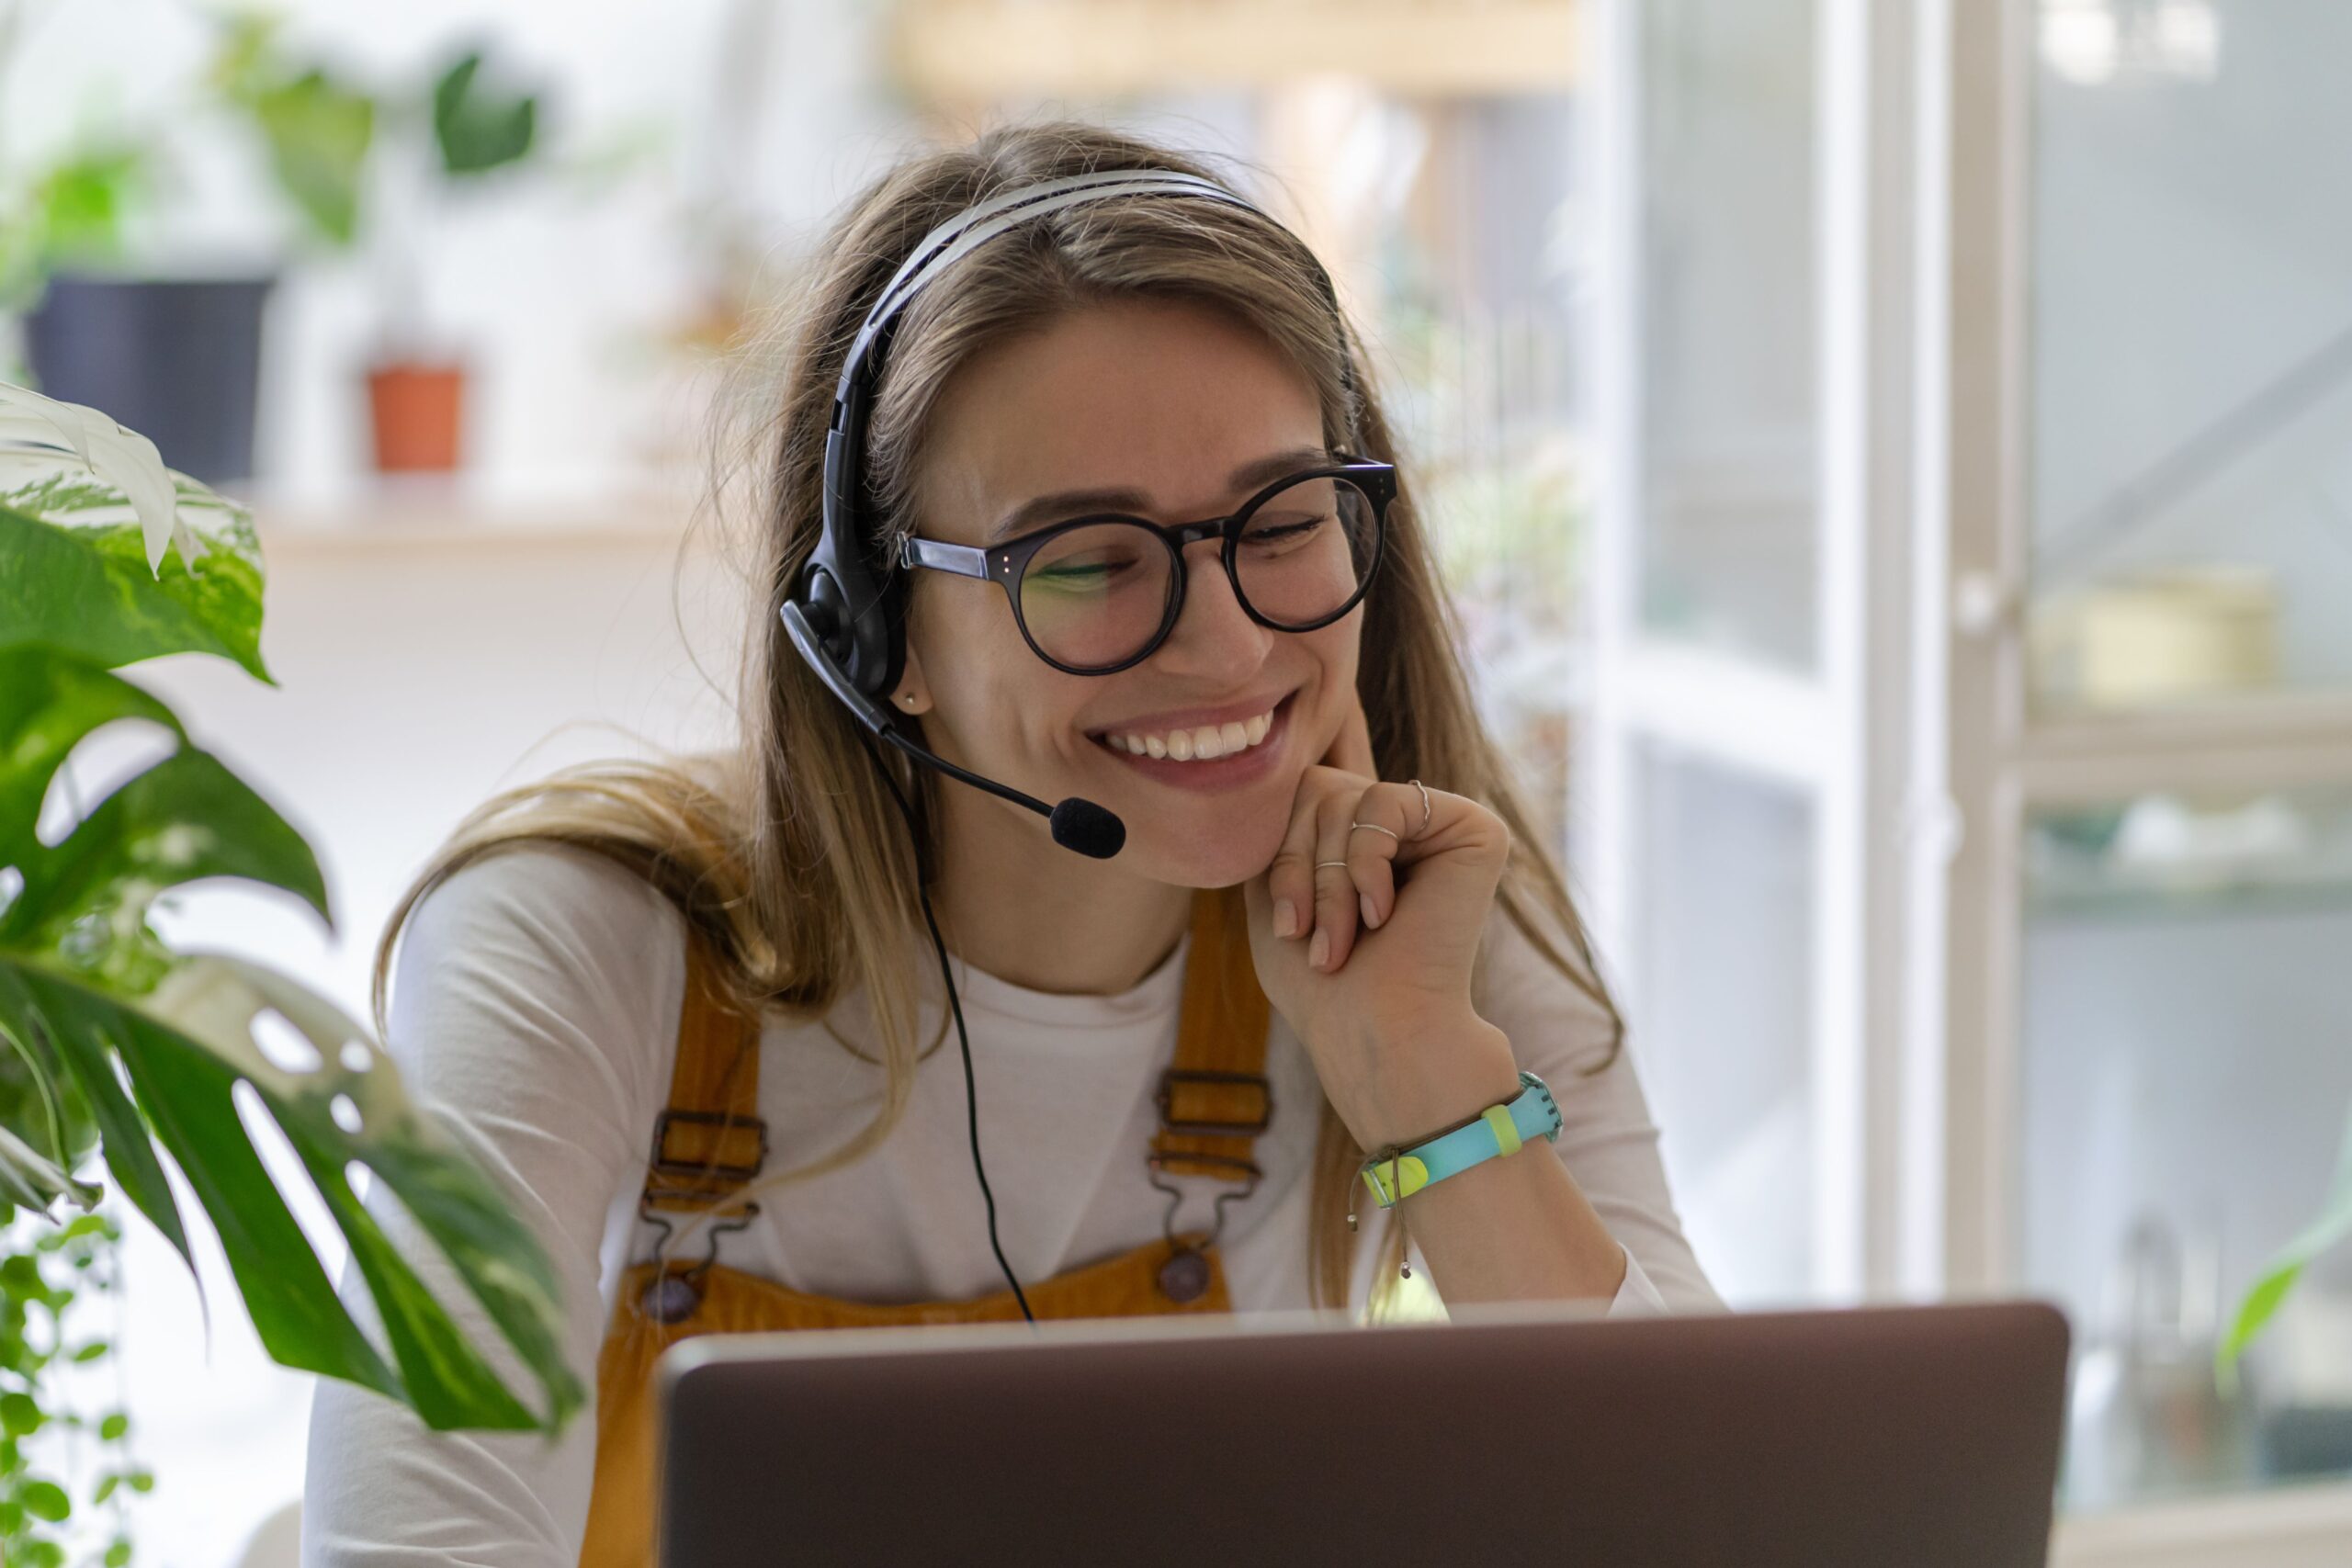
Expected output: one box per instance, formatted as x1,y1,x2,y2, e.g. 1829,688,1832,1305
1408,778,1432,834
1349,820,1400,843
1314,860,1351,872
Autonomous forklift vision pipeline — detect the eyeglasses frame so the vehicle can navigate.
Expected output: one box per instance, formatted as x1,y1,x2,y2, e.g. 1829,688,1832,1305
896,456,1397,676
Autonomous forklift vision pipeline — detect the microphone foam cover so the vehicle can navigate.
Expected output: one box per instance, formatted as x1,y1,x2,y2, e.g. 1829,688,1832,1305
1048,797,1126,859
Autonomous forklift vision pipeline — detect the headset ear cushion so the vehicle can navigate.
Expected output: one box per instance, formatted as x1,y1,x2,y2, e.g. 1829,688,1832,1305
802,559,908,702
801,567,854,663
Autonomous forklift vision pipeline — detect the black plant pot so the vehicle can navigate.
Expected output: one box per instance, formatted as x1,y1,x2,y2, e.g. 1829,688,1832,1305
24,274,276,485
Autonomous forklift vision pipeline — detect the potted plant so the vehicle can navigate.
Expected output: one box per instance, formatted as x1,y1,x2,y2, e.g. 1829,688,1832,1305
208,13,543,473
0,2,277,487
0,379,577,1561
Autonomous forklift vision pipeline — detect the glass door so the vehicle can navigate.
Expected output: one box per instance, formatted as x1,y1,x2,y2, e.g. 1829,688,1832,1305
1585,0,1894,1307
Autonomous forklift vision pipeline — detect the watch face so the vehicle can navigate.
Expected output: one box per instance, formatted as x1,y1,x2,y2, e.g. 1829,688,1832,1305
1519,1071,1562,1136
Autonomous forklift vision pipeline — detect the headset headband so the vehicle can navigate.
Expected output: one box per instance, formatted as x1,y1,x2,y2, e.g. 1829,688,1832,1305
833,170,1263,409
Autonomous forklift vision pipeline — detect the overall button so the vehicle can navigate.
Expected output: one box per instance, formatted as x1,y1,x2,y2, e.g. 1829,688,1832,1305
640,1272,704,1325
1158,1247,1211,1303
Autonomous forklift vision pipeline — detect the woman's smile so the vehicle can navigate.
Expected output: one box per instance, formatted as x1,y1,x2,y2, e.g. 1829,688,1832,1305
1085,690,1299,793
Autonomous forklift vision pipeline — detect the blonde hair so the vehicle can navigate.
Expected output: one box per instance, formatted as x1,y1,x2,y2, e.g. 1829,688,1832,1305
373,120,1621,1314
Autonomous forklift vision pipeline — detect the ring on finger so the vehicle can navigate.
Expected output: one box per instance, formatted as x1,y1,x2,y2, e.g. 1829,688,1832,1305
1407,778,1432,835
1314,859,1351,871
1349,820,1400,844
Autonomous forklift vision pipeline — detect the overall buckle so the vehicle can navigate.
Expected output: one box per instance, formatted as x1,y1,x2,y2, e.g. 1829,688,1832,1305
1155,1069,1272,1135
648,1108,768,1181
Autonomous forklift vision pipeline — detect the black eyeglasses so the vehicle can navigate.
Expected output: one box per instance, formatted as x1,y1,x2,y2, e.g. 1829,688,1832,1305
898,457,1396,675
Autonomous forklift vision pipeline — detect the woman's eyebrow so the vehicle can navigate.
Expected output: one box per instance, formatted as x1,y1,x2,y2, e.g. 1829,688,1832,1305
984,446,1338,543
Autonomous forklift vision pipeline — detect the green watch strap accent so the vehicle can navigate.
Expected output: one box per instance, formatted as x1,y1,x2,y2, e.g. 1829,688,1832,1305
1360,1153,1430,1205
1481,1103,1522,1157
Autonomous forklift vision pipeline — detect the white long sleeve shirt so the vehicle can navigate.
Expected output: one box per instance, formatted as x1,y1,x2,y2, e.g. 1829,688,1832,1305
302,843,1718,1564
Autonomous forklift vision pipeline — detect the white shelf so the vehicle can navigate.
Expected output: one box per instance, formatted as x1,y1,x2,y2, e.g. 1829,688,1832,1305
2018,692,2352,805
2052,1479,2352,1568
887,0,1581,100
2027,861,2352,921
232,474,713,558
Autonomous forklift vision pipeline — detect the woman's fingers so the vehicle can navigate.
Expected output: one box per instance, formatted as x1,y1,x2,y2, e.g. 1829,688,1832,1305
1317,779,1487,962
1307,785,1363,969
1262,767,1503,977
1268,786,1325,942
1313,779,1436,971
1268,686,1378,953
1318,780,1429,967
1271,776,1367,969
1343,782,1417,930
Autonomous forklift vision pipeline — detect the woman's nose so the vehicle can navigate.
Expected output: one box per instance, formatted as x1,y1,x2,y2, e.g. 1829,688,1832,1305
1156,538,1272,675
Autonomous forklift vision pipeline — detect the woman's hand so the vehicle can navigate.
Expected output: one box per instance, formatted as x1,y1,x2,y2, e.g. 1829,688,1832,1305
1242,690,1521,1148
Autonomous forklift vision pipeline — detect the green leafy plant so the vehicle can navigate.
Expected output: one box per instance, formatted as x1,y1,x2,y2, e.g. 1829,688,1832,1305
2223,1105,2352,1371
0,380,582,1550
207,17,376,251
0,142,150,315
0,3,155,380
209,12,544,249
2,1208,144,1567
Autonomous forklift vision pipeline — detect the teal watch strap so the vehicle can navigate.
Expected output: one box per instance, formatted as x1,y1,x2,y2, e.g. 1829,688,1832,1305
1359,1070,1561,1208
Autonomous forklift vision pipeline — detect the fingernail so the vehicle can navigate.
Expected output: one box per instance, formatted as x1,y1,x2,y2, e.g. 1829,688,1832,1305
1361,892,1379,930
1275,899,1298,938
1309,930,1329,969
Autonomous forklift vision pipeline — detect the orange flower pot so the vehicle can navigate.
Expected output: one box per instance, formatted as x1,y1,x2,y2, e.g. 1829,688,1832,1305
367,360,468,472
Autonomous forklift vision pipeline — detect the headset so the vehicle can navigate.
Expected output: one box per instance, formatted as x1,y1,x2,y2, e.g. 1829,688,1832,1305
777,167,1354,1321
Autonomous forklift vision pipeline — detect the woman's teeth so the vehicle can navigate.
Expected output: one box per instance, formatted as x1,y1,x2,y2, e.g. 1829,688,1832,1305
1103,707,1275,761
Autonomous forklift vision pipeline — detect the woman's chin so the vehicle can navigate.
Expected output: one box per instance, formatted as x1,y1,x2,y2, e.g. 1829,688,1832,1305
1132,820,1290,892
1068,741,1305,888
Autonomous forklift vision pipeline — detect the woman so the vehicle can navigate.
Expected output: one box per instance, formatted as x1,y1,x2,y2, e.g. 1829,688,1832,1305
303,121,1717,1566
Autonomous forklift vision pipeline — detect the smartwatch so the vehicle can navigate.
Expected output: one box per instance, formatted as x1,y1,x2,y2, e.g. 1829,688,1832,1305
1358,1070,1561,1208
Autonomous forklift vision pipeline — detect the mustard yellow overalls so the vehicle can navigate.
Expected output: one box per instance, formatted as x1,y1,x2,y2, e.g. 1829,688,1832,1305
578,886,1274,1567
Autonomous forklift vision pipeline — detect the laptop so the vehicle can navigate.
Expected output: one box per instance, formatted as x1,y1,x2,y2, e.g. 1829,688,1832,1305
660,1298,2069,1567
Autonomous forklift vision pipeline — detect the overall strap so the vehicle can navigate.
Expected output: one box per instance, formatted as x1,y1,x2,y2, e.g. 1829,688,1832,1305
640,931,767,1216
1150,886,1273,1181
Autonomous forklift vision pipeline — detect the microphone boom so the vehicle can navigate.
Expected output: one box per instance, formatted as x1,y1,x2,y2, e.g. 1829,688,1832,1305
782,600,1127,860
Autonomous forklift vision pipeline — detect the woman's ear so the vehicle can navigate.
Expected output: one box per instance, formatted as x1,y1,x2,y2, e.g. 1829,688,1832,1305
894,643,933,715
